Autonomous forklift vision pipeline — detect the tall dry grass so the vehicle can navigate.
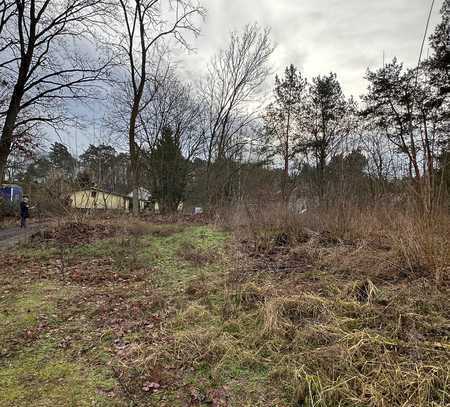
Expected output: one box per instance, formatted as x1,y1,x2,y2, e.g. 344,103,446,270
215,200,449,405
222,201,450,283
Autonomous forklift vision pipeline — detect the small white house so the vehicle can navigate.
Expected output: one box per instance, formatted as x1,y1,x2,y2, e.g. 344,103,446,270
127,188,152,211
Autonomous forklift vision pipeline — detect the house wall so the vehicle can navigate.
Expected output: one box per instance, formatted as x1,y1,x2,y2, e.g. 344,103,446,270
132,199,150,211
70,190,129,211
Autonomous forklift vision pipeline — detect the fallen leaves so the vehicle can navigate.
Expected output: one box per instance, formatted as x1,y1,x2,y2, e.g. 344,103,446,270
189,386,229,406
142,381,160,392
30,222,119,246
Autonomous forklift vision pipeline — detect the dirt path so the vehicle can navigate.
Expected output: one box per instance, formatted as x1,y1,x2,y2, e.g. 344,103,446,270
0,222,48,248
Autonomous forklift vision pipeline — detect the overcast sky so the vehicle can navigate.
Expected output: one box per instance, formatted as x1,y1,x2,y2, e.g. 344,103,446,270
182,0,442,98
64,0,442,153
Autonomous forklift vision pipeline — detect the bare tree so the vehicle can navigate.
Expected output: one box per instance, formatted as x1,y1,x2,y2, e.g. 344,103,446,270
201,23,274,203
138,64,205,160
106,51,169,148
111,0,204,214
360,118,397,194
0,0,112,182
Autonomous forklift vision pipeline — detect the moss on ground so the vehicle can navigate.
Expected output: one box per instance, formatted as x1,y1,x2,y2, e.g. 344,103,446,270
0,345,117,406
0,282,119,407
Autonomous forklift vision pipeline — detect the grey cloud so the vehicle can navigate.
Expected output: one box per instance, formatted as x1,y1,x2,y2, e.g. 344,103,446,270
182,0,442,97
70,0,443,151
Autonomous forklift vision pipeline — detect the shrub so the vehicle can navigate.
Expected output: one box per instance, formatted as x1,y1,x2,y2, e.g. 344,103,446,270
0,197,18,219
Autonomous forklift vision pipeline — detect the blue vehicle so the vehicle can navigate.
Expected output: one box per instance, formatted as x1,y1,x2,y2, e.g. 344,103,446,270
0,184,23,203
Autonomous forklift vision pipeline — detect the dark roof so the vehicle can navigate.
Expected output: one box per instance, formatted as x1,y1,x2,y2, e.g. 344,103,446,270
1,184,23,189
72,187,152,202
72,187,130,199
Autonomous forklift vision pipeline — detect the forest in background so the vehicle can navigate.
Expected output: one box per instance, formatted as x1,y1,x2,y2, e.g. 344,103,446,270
0,0,448,216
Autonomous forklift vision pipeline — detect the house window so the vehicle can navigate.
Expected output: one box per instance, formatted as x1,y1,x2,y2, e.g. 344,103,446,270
91,191,97,198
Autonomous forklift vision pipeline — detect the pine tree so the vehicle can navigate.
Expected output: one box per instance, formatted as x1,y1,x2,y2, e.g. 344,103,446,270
148,127,188,213
427,0,450,91
48,143,77,179
303,73,352,199
263,64,307,200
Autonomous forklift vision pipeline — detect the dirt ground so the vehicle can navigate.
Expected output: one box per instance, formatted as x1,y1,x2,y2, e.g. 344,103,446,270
0,216,448,406
0,219,51,248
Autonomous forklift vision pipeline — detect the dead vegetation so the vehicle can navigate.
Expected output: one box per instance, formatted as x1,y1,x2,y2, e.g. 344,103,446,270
229,203,450,283
0,209,448,406
27,216,189,247
215,203,450,406
30,221,119,245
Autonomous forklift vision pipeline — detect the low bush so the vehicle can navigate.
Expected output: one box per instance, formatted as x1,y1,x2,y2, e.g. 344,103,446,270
0,197,18,220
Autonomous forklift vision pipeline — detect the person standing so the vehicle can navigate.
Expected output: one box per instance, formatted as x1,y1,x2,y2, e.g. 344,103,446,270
20,197,30,228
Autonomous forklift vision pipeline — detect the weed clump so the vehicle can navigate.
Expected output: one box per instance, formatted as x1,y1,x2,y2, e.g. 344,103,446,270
30,221,118,245
176,241,216,266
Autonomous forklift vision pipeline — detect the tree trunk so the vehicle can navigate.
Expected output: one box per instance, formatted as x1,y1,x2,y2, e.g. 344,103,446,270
0,2,35,183
0,81,28,183
316,144,327,202
0,127,13,183
282,109,291,202
129,101,140,216
422,111,435,212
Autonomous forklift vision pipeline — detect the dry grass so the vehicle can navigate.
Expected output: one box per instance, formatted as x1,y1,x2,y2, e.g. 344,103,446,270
262,294,330,335
387,211,450,283
232,278,449,405
213,202,450,405
1,211,448,406
226,202,450,283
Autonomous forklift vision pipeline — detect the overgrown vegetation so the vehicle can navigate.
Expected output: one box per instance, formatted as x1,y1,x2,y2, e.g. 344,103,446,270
0,1,448,405
1,213,448,406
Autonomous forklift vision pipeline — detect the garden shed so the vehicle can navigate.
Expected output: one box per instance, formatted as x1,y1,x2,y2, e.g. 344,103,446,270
0,184,23,203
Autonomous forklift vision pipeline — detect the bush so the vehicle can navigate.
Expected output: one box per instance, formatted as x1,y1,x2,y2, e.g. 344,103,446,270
0,197,18,219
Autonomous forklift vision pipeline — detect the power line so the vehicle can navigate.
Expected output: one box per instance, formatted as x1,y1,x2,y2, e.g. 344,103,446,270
414,0,436,88
417,0,436,68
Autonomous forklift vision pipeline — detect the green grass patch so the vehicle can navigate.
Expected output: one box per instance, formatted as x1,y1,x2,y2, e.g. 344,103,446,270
0,281,119,406
0,344,117,407
0,282,63,347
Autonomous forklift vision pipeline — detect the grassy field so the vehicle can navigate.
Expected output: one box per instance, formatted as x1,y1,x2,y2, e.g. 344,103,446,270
0,216,448,406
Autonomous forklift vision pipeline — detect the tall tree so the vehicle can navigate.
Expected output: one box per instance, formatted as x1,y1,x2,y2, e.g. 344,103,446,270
112,0,204,214
48,142,76,178
426,0,450,92
201,24,273,204
137,64,205,161
426,0,450,201
303,73,353,199
147,126,187,213
0,0,111,182
80,144,117,189
24,155,52,183
363,57,448,210
264,64,307,200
